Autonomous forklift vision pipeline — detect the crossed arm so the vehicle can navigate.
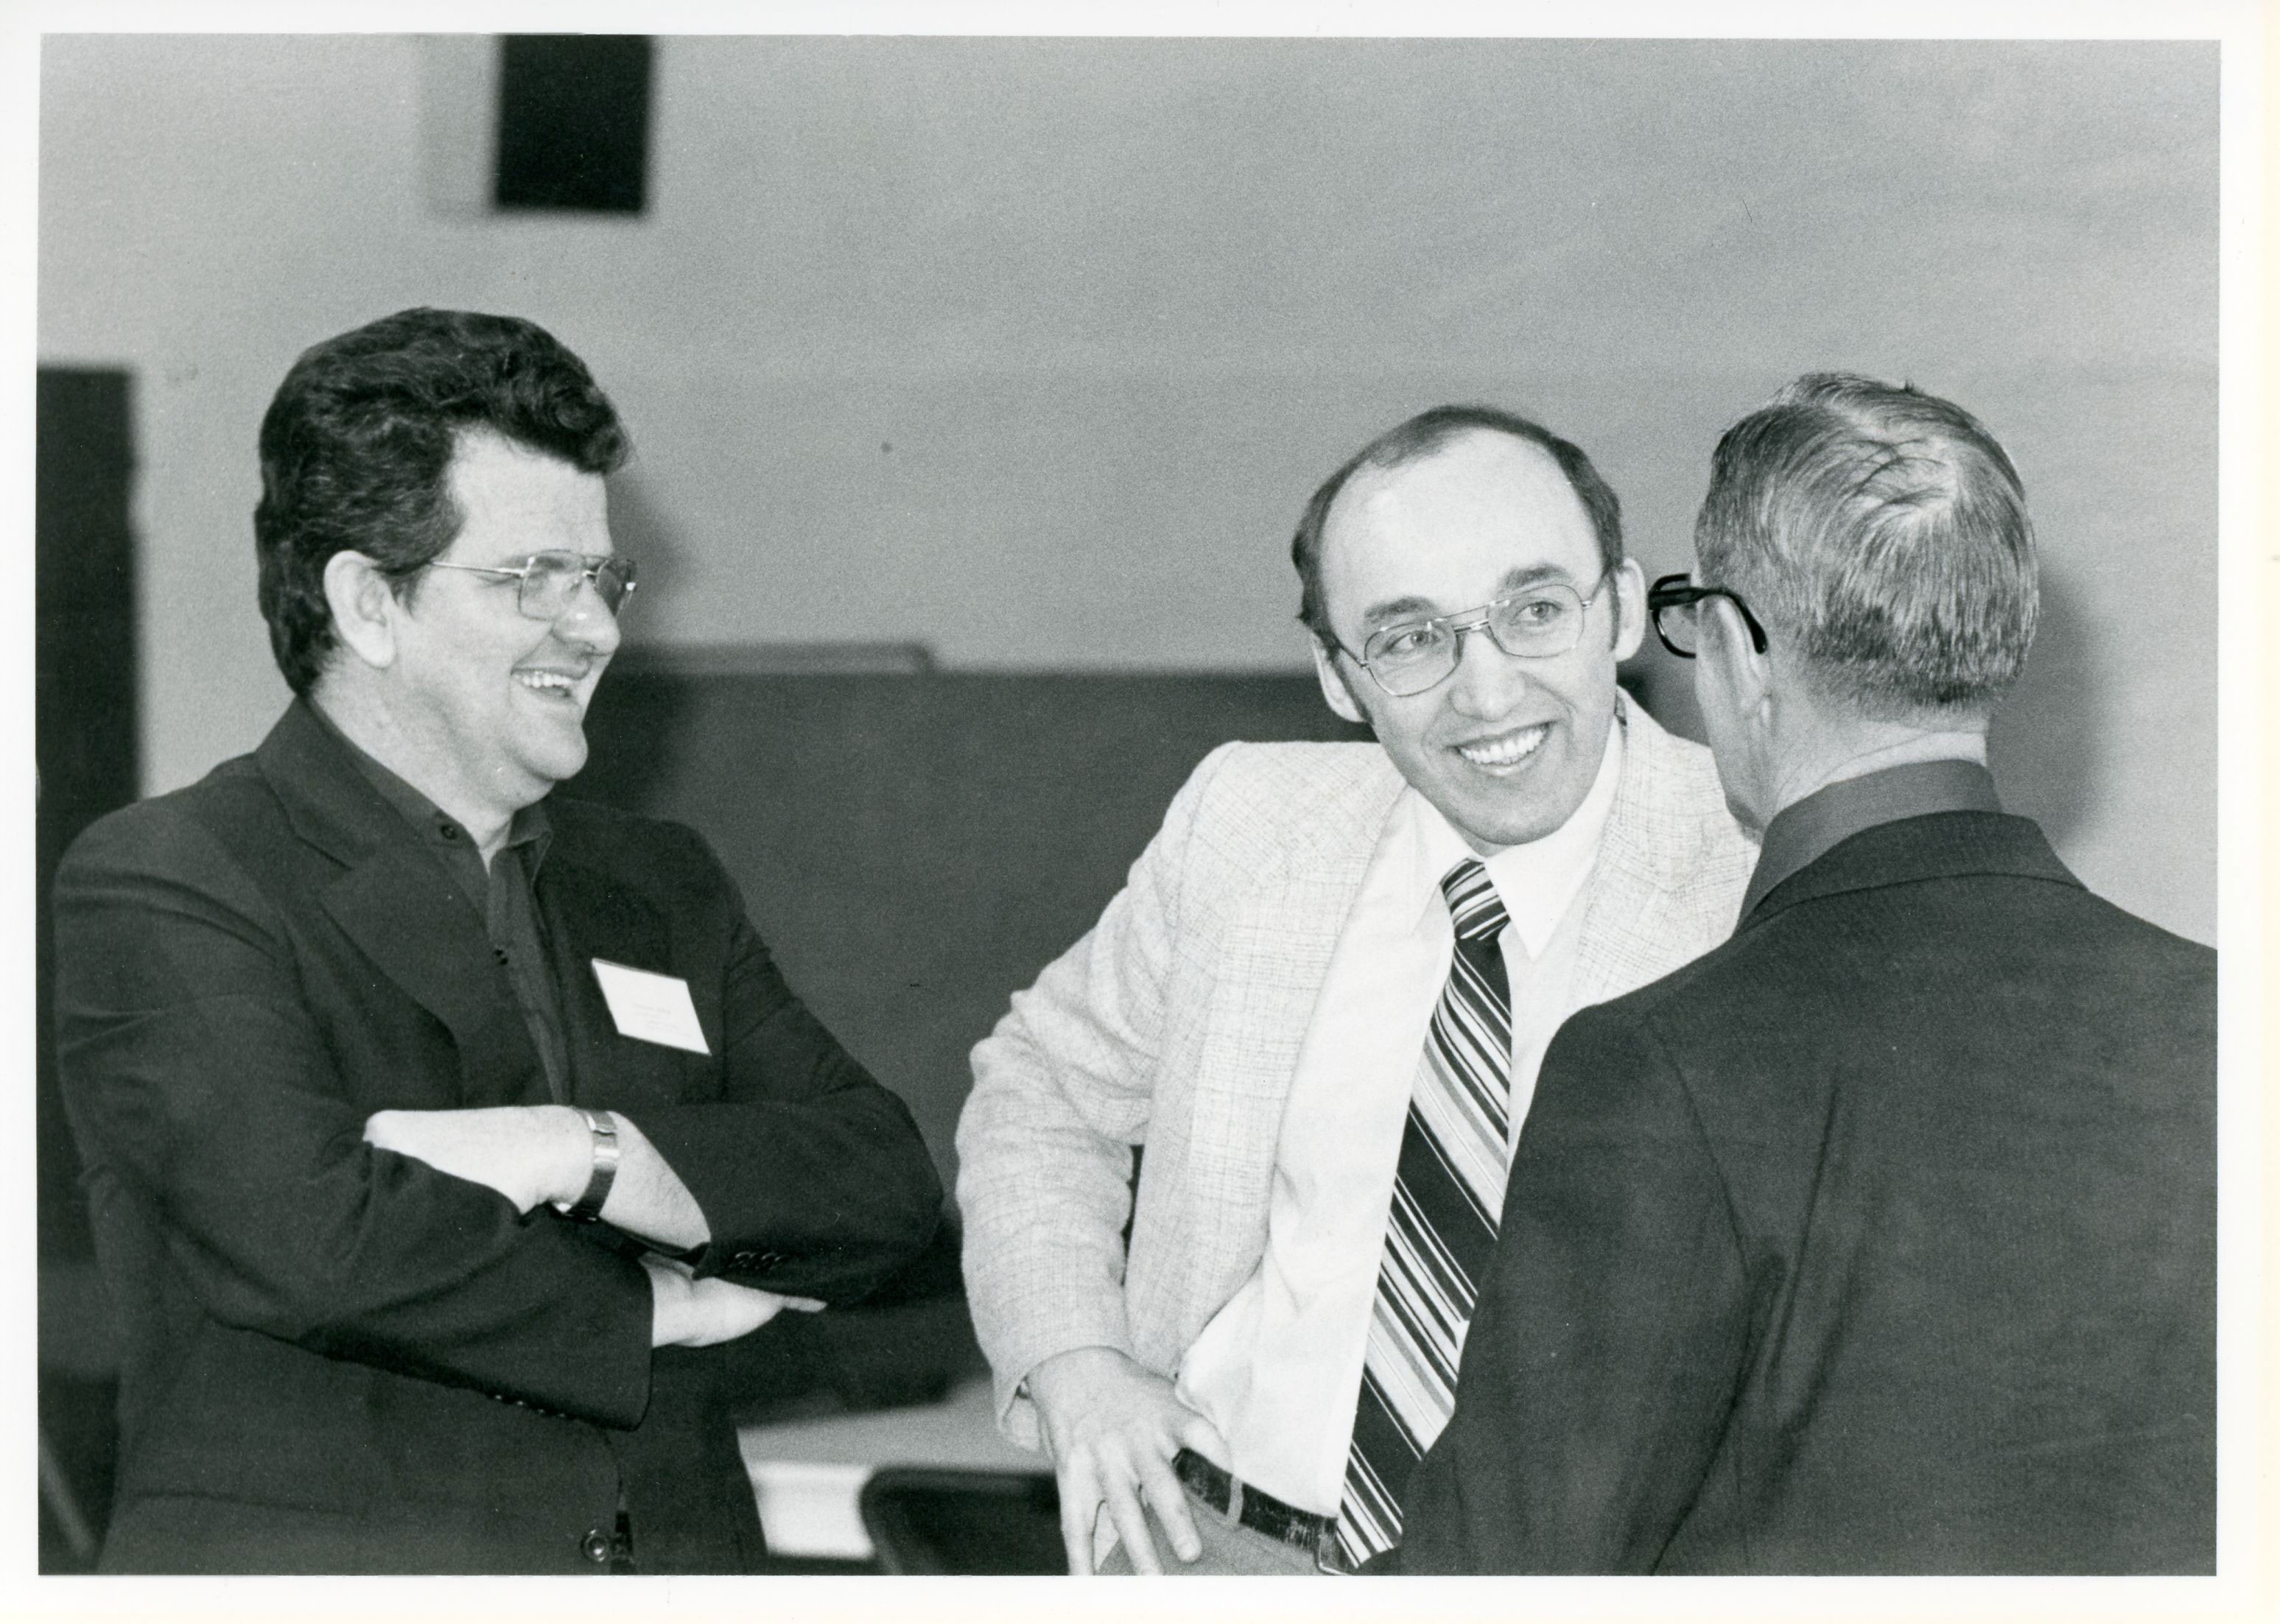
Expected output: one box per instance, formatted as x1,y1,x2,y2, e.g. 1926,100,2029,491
361,1104,821,1346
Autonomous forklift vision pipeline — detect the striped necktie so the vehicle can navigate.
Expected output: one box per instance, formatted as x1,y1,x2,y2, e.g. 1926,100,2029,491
1336,857,1513,1569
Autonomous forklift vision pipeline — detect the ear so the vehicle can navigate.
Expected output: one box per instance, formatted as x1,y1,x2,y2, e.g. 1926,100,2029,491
1607,558,1647,661
1699,594,1773,723
323,550,402,672
1311,637,1369,726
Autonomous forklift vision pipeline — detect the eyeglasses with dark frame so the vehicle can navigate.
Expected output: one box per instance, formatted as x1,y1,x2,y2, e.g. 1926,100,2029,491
1327,568,1616,699
1646,572,1768,659
424,551,638,621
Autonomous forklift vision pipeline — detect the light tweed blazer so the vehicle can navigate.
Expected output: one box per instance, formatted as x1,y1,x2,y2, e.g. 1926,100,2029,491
956,696,1756,1447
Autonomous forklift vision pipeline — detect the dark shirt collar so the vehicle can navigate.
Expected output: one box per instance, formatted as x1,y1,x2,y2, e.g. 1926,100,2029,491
1741,757,2000,920
306,698,551,869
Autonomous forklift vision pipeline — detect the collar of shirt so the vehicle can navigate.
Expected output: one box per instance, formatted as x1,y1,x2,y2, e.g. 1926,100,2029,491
1390,711,1625,958
1741,756,2000,919
306,699,552,893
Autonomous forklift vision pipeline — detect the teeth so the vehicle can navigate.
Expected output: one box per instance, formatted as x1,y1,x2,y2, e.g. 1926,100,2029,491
515,670,578,692
1457,725,1548,767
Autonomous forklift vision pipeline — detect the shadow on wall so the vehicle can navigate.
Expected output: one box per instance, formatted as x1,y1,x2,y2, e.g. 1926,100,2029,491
608,468,695,638
1988,563,2097,856
1618,645,1703,745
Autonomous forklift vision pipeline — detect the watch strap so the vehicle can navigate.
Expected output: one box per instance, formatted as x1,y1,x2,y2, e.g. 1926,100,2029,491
564,1107,620,1222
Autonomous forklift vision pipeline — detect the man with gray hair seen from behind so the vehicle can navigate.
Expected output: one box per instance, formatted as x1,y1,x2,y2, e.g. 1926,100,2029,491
1387,373,2216,1574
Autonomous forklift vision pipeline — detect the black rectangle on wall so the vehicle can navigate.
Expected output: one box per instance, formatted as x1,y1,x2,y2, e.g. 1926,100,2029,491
494,35,653,214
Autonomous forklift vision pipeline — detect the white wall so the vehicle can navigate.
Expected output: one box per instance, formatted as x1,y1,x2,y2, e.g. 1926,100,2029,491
38,35,2217,941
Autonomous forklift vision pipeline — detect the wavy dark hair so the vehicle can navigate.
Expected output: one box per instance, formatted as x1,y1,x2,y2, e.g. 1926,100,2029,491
1289,404,1624,644
254,307,630,693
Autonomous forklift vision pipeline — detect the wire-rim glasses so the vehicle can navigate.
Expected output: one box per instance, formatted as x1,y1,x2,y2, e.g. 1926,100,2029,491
1646,572,1767,659
1331,569,1615,698
424,551,638,621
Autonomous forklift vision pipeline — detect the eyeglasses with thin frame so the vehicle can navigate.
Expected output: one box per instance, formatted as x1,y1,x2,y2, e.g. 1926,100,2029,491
1646,573,1767,659
424,551,637,621
1327,569,1616,698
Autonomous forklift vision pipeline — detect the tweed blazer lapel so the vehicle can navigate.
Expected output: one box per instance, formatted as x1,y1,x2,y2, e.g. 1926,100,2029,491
1229,748,1409,1086
1571,695,1745,1008
1209,781,1403,1098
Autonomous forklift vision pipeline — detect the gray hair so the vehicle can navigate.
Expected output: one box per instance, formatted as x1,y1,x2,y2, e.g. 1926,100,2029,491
1694,372,2038,715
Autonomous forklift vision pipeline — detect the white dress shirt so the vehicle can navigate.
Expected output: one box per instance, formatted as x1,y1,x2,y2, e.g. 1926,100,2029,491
1173,716,1624,1514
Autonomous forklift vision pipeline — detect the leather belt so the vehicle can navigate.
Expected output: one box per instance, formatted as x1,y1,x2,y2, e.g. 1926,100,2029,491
1172,1448,1353,1574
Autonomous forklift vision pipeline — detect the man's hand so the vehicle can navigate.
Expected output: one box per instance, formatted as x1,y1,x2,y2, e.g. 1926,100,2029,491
1025,1345,1230,1575
642,1255,824,1349
363,1105,585,1214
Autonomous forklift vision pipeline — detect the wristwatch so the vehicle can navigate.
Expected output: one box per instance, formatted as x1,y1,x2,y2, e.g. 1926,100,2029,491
564,1107,620,1222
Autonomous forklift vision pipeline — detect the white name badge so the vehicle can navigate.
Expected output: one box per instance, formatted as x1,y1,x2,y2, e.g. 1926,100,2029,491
591,959,712,1055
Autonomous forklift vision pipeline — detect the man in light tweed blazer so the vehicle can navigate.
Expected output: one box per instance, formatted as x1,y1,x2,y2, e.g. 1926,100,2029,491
957,405,1755,1574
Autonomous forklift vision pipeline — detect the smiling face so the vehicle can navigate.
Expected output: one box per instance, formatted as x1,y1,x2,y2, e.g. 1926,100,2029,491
1311,429,1644,854
383,429,619,826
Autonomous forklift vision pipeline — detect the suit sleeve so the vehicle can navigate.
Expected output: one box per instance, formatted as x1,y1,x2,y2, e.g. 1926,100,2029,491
623,826,943,1304
953,746,1230,1447
54,806,656,1427
1392,1007,1755,1573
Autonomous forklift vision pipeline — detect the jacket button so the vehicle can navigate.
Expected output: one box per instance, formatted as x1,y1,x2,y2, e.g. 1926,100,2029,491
581,1529,612,1564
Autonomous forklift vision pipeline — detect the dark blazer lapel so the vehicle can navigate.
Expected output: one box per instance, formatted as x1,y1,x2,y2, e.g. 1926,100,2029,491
536,843,696,1113
258,702,544,1108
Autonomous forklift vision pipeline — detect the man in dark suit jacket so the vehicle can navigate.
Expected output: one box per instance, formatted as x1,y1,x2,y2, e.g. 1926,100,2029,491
53,308,943,1573
1389,373,2215,1574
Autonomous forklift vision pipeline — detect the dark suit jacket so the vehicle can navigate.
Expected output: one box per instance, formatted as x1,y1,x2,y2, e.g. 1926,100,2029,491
1394,811,2216,1574
54,701,944,1573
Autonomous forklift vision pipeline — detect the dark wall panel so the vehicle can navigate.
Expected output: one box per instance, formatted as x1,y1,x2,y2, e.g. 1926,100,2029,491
38,368,138,1262
38,368,137,1572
